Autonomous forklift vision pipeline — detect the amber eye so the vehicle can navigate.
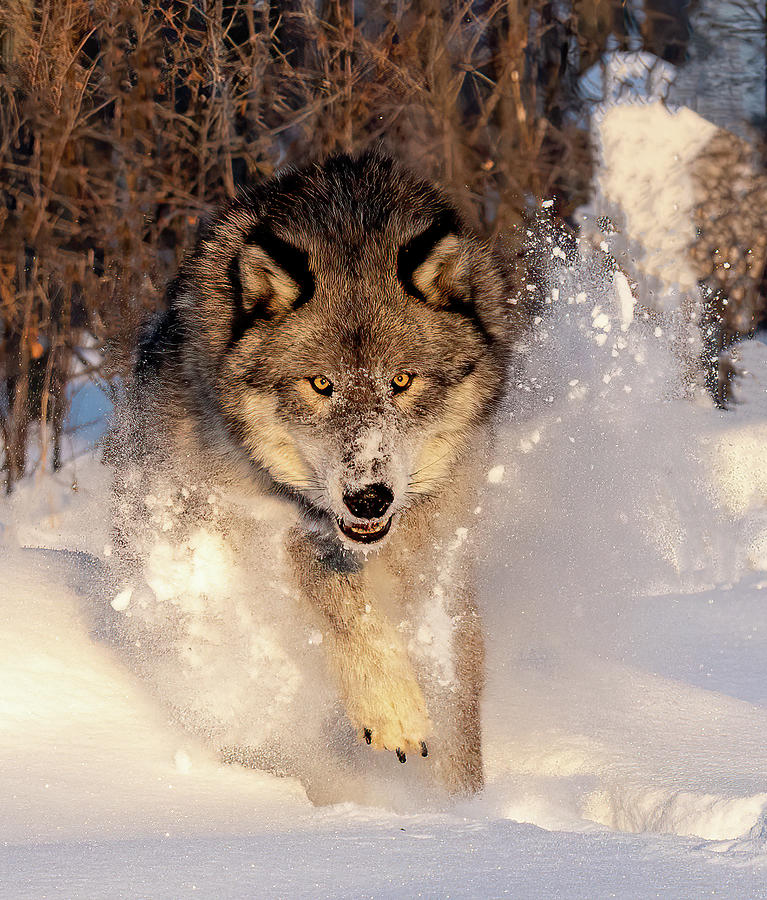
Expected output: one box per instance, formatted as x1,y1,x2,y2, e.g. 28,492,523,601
391,372,414,394
309,375,333,396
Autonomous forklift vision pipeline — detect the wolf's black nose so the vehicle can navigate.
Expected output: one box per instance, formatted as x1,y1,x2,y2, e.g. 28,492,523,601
343,483,393,519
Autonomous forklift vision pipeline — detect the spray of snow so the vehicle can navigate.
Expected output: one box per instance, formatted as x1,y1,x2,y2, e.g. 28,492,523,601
587,101,717,303
476,233,767,841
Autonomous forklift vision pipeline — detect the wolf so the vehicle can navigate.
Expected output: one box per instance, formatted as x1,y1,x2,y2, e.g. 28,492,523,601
107,151,529,799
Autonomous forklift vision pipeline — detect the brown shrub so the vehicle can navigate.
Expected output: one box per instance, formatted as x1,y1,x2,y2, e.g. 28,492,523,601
1,0,667,489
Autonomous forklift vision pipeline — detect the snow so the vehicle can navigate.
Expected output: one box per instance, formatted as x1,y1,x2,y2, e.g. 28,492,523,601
587,100,717,303
476,248,767,854
4,245,767,895
580,49,677,110
486,464,505,484
6,817,767,900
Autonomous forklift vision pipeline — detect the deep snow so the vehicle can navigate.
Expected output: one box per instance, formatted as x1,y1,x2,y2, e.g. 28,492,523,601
3,232,767,896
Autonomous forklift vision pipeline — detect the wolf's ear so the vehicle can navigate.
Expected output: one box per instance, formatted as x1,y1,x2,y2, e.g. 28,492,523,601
235,226,314,320
409,234,471,308
397,215,471,309
238,243,301,316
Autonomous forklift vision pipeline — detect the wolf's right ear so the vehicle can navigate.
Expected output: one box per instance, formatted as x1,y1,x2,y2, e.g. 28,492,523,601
238,244,301,317
235,226,315,320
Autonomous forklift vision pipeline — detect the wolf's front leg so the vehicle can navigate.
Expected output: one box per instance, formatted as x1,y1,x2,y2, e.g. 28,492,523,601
429,596,485,794
333,615,432,758
287,529,432,759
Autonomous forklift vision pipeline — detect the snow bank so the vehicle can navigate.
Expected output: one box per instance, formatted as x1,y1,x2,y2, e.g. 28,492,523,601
589,101,717,300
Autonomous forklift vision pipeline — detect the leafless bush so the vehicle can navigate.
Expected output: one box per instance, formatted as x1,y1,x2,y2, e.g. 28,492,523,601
0,0,696,489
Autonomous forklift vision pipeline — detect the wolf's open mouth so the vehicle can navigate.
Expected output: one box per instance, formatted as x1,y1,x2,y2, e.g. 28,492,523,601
337,515,393,544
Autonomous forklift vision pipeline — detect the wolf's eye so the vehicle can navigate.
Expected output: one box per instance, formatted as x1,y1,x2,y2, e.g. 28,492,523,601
391,372,414,394
309,375,333,396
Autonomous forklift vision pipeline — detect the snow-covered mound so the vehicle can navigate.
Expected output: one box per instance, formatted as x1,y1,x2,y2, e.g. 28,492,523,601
587,100,718,303
3,242,767,895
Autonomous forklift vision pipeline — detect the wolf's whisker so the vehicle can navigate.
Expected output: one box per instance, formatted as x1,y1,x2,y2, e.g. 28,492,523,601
407,475,444,489
409,450,452,480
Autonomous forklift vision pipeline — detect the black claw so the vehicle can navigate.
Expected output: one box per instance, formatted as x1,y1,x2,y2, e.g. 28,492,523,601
396,748,406,763
420,741,428,758
364,728,372,745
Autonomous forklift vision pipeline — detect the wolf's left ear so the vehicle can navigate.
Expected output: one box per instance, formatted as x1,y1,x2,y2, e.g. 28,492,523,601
397,219,471,309
410,234,471,308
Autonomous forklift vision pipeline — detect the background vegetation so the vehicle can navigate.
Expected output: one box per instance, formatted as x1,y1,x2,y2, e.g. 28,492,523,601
0,0,755,490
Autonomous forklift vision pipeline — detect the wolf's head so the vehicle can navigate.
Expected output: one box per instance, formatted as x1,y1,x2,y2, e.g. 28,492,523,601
145,153,525,550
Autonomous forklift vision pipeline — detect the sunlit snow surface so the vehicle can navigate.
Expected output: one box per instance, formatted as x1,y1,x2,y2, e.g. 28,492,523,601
3,244,767,897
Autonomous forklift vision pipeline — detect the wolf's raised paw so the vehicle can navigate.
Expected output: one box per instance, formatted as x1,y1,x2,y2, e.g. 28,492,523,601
346,669,432,756
336,624,433,757
359,723,430,760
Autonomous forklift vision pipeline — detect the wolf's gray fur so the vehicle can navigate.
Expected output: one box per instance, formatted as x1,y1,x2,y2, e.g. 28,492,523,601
107,152,529,797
